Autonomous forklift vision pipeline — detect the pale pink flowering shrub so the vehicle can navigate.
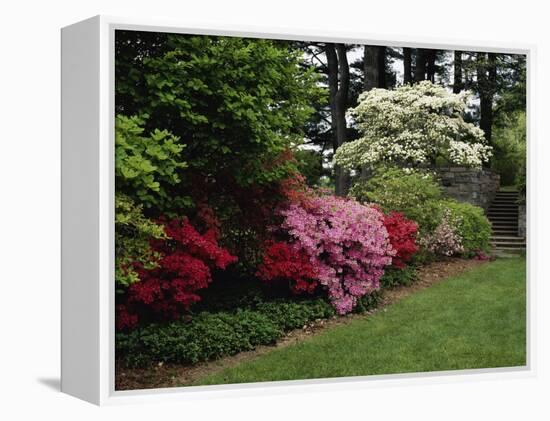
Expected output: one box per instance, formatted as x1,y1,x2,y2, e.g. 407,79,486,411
421,210,464,256
278,194,394,314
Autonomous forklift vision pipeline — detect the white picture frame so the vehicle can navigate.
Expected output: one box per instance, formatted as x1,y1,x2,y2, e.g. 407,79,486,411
61,15,534,406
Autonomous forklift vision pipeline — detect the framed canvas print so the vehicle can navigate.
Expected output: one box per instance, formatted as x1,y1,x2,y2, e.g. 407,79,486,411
61,15,532,405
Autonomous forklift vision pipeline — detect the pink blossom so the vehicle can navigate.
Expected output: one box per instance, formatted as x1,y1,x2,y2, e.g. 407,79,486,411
278,193,394,314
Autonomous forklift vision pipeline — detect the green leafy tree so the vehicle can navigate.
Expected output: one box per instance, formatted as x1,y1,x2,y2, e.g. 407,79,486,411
115,114,189,211
116,33,323,190
492,111,526,185
294,149,325,186
115,193,165,289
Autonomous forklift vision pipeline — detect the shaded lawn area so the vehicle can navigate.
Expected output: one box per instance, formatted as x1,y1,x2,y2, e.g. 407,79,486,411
195,257,526,386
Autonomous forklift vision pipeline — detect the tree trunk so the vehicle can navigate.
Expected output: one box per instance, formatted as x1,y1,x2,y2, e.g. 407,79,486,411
477,52,496,145
364,46,386,90
326,43,350,196
403,47,412,84
414,48,427,82
426,49,437,82
453,50,463,93
377,46,386,88
361,45,385,180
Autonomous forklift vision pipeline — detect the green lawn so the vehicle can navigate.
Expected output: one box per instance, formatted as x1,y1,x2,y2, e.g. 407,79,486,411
195,257,526,386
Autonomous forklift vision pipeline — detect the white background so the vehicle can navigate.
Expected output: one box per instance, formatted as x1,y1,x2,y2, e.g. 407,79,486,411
0,0,547,419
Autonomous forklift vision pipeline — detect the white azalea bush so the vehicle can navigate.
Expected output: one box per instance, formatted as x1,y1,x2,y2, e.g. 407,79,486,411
334,81,492,169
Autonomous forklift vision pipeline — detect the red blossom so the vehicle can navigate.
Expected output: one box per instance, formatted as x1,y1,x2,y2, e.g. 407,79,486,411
256,241,319,294
116,304,139,331
383,211,419,268
278,172,310,206
117,217,237,331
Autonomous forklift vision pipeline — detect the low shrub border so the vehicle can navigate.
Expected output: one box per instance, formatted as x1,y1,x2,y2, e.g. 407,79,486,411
116,295,381,368
380,266,418,288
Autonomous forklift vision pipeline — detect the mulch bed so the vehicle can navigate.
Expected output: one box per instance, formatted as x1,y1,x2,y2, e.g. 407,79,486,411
115,257,486,391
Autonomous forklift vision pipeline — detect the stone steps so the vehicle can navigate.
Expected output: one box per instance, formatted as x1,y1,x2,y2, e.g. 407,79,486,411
487,189,524,252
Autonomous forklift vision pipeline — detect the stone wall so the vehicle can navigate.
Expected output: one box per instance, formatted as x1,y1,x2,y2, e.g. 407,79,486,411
435,167,500,211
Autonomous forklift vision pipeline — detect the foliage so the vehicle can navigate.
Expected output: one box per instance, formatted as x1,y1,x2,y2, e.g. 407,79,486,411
440,200,492,256
116,218,237,331
334,81,492,169
193,278,266,313
492,54,527,125
383,212,419,268
491,111,526,186
350,167,490,258
254,300,336,331
380,266,418,288
352,290,383,314
350,166,443,234
116,298,337,367
116,310,280,367
115,114,189,211
115,34,325,278
409,248,438,266
116,33,323,191
294,148,325,186
256,241,319,295
212,172,311,277
115,193,165,289
277,193,394,314
420,209,464,256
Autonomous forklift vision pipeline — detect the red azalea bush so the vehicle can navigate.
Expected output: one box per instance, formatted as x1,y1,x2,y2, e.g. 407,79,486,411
116,218,237,331
383,211,419,268
277,172,311,206
256,241,319,294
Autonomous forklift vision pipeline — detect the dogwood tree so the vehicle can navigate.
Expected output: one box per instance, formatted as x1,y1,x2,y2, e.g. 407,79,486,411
334,81,492,169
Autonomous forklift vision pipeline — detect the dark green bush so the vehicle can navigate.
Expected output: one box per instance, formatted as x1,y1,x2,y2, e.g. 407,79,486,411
116,309,282,367
194,277,266,313
353,291,383,314
116,298,342,367
256,300,336,330
409,247,437,266
380,266,418,288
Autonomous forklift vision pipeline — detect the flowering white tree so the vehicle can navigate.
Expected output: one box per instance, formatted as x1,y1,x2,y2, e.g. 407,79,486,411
333,81,492,169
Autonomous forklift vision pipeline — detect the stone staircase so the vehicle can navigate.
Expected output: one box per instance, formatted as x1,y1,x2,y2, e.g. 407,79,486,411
487,190,525,253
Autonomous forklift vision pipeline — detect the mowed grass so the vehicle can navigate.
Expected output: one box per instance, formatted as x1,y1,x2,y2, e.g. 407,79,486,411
195,258,526,386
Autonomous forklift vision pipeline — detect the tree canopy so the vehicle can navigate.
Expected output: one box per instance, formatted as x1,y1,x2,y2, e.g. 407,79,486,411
116,32,324,197
334,81,492,170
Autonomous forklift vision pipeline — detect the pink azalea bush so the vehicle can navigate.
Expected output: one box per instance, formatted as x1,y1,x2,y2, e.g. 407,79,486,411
278,194,394,314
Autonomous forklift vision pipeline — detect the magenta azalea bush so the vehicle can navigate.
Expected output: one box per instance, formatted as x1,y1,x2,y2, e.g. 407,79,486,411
278,194,394,314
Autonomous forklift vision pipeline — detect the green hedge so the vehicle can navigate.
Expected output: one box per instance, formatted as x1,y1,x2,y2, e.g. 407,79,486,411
349,166,443,235
116,298,345,367
440,200,492,256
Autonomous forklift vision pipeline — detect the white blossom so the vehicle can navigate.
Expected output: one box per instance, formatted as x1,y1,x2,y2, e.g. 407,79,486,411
334,81,492,169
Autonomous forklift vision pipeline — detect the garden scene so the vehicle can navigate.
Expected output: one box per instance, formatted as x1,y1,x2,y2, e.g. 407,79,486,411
114,31,527,390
